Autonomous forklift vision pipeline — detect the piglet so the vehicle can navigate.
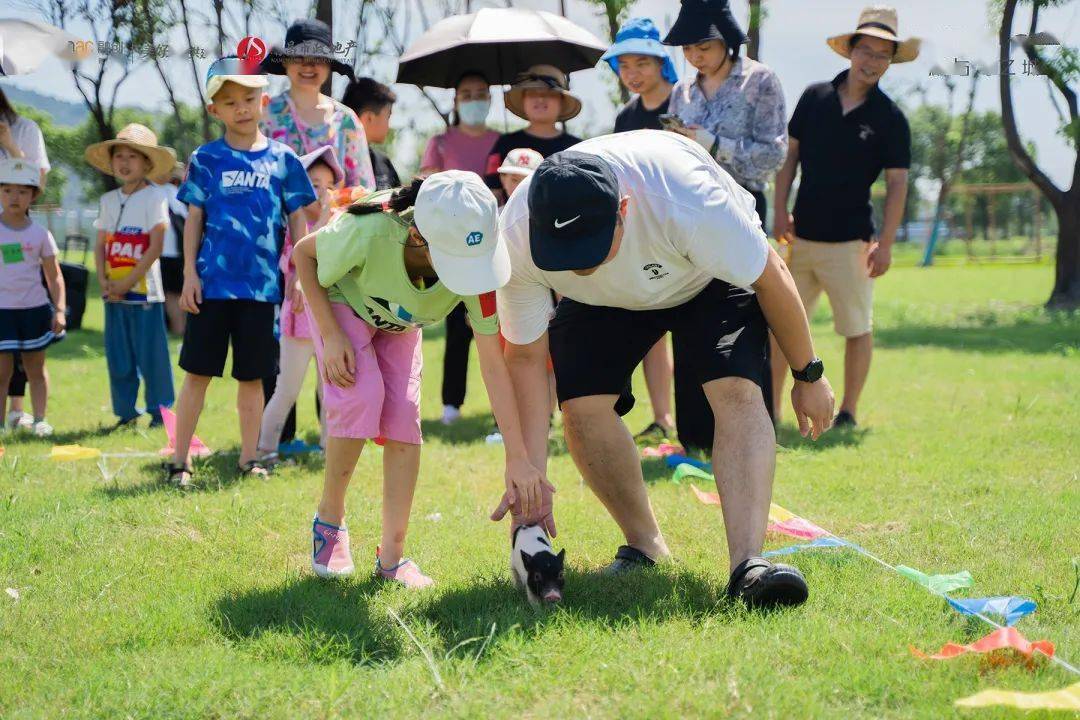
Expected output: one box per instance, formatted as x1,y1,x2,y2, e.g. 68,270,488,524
511,524,565,605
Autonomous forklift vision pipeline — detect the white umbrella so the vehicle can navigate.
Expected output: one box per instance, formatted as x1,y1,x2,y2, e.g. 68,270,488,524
0,18,93,76
397,8,607,88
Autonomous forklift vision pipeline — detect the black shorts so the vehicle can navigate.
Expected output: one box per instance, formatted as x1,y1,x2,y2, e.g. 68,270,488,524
179,299,278,381
548,280,768,416
0,304,63,354
160,256,184,295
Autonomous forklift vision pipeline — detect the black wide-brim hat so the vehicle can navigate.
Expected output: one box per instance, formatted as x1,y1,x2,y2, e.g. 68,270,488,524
261,18,354,78
663,0,749,49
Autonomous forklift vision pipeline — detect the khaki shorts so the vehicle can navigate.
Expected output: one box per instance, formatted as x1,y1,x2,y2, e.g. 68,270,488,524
787,238,874,338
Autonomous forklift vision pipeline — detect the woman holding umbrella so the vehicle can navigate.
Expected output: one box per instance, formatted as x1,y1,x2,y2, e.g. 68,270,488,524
419,71,500,427
261,18,375,192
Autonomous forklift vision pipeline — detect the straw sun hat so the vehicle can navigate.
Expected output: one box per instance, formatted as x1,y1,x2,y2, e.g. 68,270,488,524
827,6,921,64
85,123,178,181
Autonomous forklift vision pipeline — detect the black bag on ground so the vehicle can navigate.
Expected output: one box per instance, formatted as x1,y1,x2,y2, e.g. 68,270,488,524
59,234,90,330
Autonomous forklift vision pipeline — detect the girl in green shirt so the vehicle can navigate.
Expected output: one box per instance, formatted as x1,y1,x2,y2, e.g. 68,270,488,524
293,170,551,587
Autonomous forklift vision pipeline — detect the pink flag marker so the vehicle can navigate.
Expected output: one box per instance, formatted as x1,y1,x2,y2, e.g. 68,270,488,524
690,484,721,506
767,517,829,540
641,443,685,458
158,406,212,458
911,626,1054,663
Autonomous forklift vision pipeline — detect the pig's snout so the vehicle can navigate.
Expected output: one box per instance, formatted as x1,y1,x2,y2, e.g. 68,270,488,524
542,589,562,603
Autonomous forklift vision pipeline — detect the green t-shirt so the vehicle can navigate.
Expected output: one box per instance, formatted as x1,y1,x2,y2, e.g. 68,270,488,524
315,208,500,335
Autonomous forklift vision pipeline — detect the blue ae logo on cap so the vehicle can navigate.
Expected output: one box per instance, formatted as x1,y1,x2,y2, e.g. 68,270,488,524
465,231,483,247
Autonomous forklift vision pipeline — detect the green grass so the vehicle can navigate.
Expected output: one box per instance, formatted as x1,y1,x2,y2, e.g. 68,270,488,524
1,264,1078,719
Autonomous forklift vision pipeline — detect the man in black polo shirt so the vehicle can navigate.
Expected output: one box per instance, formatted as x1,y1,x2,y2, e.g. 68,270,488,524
772,6,918,428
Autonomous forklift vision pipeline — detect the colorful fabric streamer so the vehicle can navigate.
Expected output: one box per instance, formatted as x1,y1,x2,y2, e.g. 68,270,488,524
911,627,1054,662
664,454,709,470
768,516,829,540
690,484,721,506
895,565,974,595
763,537,848,557
769,503,797,523
954,682,1080,711
672,463,712,484
159,406,212,458
640,443,685,458
947,596,1037,627
49,444,103,461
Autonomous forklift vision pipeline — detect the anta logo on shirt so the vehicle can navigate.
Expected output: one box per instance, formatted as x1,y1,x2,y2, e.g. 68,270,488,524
643,263,669,280
221,169,271,190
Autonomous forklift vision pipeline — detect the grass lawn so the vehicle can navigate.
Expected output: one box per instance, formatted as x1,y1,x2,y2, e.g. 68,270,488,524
1,263,1077,719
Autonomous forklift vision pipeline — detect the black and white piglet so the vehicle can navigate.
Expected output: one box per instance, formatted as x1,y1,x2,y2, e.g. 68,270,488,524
511,524,565,605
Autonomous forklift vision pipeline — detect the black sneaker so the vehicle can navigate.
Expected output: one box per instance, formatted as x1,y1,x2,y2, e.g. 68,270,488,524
633,421,672,444
833,411,857,429
727,557,808,609
111,415,140,432
602,545,657,576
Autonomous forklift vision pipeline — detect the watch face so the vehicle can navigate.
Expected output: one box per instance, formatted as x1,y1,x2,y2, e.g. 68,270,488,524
806,360,824,382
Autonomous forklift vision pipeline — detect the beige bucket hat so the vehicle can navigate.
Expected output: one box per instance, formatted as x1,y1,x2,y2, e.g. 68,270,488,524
827,6,921,64
85,123,178,180
504,64,582,122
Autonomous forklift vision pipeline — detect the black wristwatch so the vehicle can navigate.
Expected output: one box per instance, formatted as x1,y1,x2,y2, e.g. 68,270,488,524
792,358,824,383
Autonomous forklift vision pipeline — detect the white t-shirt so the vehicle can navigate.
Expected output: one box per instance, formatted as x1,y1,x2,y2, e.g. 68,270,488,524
94,184,168,303
0,116,51,173
156,182,187,258
496,130,770,345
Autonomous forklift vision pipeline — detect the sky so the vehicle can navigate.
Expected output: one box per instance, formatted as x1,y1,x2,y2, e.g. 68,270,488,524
3,0,1078,186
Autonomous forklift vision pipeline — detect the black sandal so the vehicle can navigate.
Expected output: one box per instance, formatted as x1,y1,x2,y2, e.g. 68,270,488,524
602,545,657,576
164,462,194,490
238,460,270,477
727,556,808,609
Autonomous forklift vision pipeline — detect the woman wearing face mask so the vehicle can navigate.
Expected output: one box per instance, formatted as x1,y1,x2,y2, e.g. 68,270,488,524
419,71,500,427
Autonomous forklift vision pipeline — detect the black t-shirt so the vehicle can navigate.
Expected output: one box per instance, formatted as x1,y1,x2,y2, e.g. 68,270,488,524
613,95,670,133
484,129,582,189
369,147,401,191
788,70,910,242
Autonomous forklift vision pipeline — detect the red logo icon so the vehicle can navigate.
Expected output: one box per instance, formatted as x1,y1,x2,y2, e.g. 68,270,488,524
237,36,267,63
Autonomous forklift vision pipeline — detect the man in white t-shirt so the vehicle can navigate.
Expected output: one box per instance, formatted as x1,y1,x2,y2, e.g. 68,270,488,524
492,130,835,608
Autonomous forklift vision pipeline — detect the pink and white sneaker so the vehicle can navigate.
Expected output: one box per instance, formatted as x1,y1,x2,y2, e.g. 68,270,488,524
375,546,434,589
312,516,354,578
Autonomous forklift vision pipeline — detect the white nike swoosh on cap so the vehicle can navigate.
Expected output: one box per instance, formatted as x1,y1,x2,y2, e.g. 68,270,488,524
553,215,581,229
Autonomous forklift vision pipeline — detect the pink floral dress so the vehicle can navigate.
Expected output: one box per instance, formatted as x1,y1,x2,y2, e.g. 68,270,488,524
262,92,376,191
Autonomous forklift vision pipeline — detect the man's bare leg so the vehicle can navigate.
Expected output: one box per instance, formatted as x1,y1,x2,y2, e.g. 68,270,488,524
703,377,776,572
840,332,872,418
561,394,670,560
768,334,788,421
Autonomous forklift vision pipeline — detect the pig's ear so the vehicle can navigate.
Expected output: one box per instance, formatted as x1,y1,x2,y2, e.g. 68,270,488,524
519,550,533,569
556,549,566,567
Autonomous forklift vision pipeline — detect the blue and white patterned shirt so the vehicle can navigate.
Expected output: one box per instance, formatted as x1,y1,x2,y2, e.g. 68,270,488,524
178,138,316,303
668,57,787,191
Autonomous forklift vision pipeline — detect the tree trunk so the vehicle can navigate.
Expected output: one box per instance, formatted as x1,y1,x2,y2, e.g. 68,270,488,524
1048,195,1080,308
999,0,1078,308
746,0,761,60
317,0,334,92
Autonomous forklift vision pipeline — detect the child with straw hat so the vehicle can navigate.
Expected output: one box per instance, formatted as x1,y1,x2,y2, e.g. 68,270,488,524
85,123,176,430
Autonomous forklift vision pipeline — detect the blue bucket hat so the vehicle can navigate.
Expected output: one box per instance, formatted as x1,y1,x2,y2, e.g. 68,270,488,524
600,18,678,85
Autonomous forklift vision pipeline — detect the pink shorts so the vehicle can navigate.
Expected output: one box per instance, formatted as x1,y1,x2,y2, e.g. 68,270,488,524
310,302,423,444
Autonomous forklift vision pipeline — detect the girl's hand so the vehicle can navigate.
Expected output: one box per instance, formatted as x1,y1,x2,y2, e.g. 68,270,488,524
290,281,306,314
180,275,202,314
322,330,356,388
52,309,67,334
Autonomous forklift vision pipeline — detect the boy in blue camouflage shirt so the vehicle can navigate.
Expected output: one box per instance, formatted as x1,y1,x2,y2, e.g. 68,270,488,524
167,56,316,487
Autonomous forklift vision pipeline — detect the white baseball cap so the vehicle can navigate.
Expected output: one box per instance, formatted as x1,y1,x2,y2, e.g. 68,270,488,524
0,158,42,188
412,170,509,296
497,147,544,177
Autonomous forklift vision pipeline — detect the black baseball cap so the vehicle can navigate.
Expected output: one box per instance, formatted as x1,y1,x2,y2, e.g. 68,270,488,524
527,151,620,272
